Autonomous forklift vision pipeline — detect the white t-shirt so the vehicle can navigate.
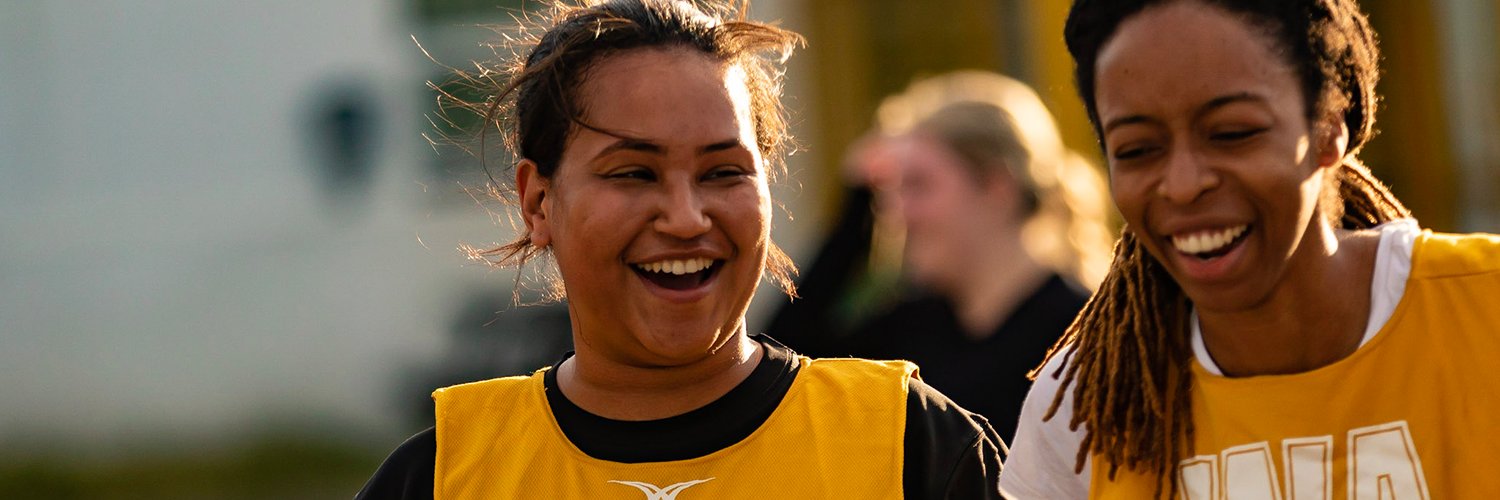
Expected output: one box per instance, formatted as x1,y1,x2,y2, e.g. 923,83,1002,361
997,220,1419,499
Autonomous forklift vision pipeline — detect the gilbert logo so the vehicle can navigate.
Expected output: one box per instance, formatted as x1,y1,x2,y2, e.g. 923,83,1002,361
607,478,714,500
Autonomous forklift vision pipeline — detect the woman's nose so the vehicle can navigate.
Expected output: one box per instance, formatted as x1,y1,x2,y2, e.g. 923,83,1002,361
654,180,712,239
1156,146,1220,205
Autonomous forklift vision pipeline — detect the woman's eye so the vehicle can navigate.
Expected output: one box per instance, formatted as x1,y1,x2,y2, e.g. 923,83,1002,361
607,168,655,181
1111,145,1156,161
1210,128,1265,142
703,166,750,181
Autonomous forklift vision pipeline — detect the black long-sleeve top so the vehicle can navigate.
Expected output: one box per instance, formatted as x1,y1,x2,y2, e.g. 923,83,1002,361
765,187,1087,441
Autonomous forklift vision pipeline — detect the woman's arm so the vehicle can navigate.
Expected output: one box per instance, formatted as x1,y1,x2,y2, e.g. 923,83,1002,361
355,428,435,500
998,353,1091,499
762,186,879,356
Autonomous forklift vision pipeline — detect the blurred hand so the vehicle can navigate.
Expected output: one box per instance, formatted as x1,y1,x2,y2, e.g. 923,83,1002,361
841,133,905,193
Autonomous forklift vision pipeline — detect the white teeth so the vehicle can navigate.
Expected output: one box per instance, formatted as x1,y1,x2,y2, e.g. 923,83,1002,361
635,257,714,275
1171,225,1247,255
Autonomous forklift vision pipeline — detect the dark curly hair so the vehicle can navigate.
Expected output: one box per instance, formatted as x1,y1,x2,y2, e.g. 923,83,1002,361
1036,0,1412,496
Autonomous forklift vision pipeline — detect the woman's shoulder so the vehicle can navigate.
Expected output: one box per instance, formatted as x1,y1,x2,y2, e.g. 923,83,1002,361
902,375,1008,499
903,374,994,443
998,350,1092,499
1411,228,1500,279
354,428,435,500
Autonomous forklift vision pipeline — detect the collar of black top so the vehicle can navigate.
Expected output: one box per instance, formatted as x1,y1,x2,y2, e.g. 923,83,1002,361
542,334,800,463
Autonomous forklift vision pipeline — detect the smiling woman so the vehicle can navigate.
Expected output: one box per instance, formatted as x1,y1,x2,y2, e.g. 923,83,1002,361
999,0,1500,499
354,1,1005,499
522,48,773,377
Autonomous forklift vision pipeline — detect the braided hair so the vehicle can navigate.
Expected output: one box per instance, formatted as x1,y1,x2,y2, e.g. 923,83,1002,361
1036,0,1412,495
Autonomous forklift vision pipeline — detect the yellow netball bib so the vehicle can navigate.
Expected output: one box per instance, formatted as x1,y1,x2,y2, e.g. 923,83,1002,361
1091,231,1500,499
432,356,912,499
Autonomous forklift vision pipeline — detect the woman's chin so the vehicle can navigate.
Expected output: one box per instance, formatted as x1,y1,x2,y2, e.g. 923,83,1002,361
630,327,744,366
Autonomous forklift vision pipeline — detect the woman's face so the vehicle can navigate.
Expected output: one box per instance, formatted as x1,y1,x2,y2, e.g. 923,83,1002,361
1096,1,1343,312
521,47,770,366
898,133,1013,292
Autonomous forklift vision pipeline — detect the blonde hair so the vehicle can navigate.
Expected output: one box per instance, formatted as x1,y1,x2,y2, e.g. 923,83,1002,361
877,71,1114,288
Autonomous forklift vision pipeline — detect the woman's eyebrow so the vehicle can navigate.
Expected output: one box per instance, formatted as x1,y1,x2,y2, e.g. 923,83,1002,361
699,139,746,155
1103,92,1270,133
592,138,663,161
591,138,745,161
1197,92,1267,116
1103,114,1153,134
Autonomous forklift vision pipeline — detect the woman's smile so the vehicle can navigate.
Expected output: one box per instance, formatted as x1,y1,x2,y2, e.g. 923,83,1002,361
1098,1,1335,312
631,257,724,299
1163,223,1252,284
1170,224,1248,257
520,46,772,364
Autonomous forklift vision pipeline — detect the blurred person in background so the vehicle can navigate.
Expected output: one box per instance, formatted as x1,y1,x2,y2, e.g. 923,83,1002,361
356,1,1004,498
1002,0,1500,497
768,71,1114,441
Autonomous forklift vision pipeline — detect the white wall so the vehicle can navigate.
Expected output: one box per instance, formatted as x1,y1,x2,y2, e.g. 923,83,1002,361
0,0,509,452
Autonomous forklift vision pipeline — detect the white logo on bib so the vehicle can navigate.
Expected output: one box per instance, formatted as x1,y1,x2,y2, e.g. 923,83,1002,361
607,478,714,500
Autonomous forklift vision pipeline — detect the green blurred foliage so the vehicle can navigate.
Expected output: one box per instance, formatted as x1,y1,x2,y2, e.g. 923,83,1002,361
0,433,384,499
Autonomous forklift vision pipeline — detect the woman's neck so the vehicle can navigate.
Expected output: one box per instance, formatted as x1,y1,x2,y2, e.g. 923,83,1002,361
949,227,1051,340
556,331,763,421
1198,225,1381,377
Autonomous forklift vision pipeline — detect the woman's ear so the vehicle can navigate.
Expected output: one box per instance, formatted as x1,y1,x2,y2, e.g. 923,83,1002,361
1316,119,1350,169
516,159,551,248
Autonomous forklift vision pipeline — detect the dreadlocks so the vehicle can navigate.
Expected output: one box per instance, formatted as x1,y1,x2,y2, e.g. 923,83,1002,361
1034,0,1413,496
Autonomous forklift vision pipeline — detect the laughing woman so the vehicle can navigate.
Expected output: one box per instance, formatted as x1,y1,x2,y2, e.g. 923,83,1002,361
355,1,1004,499
1001,0,1500,498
